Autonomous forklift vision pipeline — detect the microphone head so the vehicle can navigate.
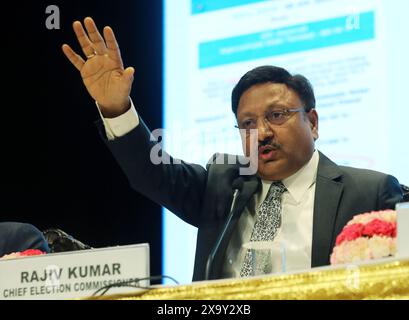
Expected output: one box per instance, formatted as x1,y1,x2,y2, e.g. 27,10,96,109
232,178,244,191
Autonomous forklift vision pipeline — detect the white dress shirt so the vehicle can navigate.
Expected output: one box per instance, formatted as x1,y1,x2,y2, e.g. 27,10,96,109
97,102,319,278
95,101,140,140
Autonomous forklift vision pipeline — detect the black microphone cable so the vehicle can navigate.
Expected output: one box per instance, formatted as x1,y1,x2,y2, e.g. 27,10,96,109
91,275,179,297
204,178,244,280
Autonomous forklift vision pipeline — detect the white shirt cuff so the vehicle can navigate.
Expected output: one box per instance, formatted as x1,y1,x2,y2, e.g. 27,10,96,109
95,100,140,140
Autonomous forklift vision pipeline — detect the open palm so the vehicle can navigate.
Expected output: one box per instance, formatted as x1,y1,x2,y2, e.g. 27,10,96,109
62,17,134,117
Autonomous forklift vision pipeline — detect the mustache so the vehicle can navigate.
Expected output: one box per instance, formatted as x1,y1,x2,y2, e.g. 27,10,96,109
258,139,281,150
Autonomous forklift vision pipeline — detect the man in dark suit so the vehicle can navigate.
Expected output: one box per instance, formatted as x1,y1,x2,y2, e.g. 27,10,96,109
63,18,403,281
0,222,50,257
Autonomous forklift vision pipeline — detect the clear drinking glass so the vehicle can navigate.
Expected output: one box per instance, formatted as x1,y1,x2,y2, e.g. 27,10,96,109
242,241,286,276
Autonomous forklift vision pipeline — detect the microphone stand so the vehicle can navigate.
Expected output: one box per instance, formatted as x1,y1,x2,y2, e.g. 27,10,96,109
204,180,243,280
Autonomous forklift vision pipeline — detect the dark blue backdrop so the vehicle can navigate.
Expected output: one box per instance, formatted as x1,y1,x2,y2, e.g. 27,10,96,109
1,0,164,278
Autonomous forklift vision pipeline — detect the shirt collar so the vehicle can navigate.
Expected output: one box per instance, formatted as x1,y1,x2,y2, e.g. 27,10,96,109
259,150,319,204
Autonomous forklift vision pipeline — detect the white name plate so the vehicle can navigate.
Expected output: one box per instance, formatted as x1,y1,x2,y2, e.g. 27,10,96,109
0,244,149,300
397,202,409,258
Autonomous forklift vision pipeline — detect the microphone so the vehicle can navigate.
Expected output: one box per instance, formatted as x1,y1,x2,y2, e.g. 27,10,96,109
204,178,244,280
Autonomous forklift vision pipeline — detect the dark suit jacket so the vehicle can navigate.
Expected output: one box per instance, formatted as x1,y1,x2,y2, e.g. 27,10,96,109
0,222,50,257
101,119,403,281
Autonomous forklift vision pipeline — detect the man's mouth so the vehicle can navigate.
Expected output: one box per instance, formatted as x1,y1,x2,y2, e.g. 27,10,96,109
258,145,278,160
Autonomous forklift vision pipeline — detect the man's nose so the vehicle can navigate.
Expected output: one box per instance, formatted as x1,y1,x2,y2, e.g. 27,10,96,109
257,119,273,141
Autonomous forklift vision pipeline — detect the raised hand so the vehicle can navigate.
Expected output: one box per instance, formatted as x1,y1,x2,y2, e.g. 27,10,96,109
62,17,134,118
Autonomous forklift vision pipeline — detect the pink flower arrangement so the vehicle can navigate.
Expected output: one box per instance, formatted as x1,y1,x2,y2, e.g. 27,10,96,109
330,210,397,265
0,249,46,260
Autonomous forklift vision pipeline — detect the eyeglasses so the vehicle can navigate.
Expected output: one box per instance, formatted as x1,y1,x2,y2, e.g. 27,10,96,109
235,107,305,132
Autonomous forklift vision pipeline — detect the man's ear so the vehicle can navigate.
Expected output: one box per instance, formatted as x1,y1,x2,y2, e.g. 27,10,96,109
308,109,319,141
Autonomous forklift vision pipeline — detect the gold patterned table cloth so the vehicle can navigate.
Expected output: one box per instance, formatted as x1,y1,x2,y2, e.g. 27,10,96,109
93,257,409,300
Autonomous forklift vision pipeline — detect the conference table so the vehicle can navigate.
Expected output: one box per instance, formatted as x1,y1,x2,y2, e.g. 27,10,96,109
91,256,409,300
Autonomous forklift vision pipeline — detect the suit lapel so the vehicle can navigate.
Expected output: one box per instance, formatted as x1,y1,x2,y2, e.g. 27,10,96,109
232,177,261,221
312,152,344,267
